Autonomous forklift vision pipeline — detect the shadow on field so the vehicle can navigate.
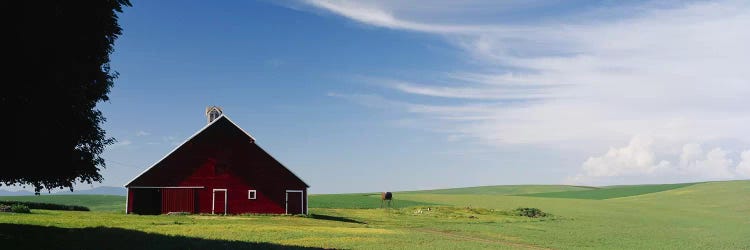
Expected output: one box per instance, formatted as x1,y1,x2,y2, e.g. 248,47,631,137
0,223,326,250
309,214,366,224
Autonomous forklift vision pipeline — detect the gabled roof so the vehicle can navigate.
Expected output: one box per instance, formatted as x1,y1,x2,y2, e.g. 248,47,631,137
124,114,309,187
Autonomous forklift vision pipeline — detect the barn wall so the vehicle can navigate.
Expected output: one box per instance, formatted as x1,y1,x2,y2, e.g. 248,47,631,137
126,188,133,214
180,162,307,214
161,188,197,213
127,117,308,215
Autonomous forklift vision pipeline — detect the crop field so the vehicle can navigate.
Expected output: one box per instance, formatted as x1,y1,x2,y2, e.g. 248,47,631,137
1,180,749,249
401,184,596,195
518,182,697,200
0,195,125,212
308,193,437,209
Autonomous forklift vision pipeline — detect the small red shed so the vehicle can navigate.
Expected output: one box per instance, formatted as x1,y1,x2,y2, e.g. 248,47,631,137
125,107,309,215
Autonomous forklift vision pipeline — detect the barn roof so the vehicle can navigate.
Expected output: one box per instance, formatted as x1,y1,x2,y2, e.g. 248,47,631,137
124,114,309,187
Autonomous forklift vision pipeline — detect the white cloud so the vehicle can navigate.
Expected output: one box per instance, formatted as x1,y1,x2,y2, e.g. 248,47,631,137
305,0,750,149
108,139,133,149
161,136,181,146
734,150,750,177
135,130,150,137
386,80,557,100
303,0,483,33
579,136,670,177
570,137,747,184
301,1,750,183
678,145,735,179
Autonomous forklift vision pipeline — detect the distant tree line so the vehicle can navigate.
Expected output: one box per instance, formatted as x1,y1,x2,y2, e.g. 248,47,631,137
0,201,90,211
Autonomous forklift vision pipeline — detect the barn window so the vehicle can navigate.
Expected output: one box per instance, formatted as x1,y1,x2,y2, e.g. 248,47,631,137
248,190,257,199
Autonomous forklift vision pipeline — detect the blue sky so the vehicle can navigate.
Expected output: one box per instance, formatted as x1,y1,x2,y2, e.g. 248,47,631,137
26,0,750,193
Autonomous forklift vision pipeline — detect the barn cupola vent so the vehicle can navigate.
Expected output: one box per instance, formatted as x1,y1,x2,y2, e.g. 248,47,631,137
206,106,223,123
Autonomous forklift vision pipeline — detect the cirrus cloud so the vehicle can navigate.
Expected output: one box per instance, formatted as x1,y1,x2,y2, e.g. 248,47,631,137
298,0,750,183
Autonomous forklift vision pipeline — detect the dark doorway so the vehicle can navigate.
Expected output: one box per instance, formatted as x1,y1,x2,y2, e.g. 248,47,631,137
132,188,161,215
286,191,303,214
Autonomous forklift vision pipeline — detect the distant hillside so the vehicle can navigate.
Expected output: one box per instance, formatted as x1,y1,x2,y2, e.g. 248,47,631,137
309,193,437,209
55,186,127,196
518,182,697,200
0,195,125,212
309,185,599,209
0,189,34,196
0,186,126,196
400,185,597,195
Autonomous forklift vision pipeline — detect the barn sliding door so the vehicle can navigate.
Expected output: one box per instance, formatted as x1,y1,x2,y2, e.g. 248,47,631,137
161,188,197,214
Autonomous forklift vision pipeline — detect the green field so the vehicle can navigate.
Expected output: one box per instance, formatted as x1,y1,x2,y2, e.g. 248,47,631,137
1,180,749,249
309,193,438,208
402,184,596,195
0,195,125,212
519,182,696,200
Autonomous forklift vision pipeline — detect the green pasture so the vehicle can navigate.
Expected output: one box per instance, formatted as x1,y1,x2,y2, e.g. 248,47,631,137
0,195,125,212
1,180,749,249
308,193,437,208
401,184,596,195
519,182,696,200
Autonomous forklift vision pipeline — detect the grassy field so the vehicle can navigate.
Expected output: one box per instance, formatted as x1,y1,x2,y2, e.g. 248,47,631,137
1,181,749,249
0,195,125,212
309,193,438,209
402,184,596,195
519,182,696,200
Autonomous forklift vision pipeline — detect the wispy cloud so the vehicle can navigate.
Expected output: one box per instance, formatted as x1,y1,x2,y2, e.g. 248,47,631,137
303,0,481,33
135,130,151,137
385,80,557,100
300,0,750,183
161,136,182,146
306,0,750,145
108,139,133,149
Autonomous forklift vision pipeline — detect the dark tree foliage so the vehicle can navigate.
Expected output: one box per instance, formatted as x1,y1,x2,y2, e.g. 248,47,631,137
2,1,131,194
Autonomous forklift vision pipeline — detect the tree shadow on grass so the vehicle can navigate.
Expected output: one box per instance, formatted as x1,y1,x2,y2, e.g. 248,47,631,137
308,214,366,224
0,223,328,250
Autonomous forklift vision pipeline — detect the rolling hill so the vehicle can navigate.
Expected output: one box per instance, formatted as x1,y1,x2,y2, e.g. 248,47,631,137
517,182,697,200
0,195,125,212
1,180,748,249
399,184,597,195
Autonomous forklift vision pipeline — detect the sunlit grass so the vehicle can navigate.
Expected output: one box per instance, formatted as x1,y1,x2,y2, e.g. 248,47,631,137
518,182,696,199
0,195,125,212
1,180,749,249
401,184,596,195
309,193,437,209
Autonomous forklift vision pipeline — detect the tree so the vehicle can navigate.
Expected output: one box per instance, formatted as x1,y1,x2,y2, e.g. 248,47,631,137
2,0,131,194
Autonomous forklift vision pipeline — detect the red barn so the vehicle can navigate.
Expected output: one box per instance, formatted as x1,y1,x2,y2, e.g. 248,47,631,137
125,107,308,215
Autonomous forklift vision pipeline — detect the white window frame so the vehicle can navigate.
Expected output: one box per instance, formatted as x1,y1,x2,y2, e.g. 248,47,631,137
248,190,257,200
285,189,304,214
212,189,228,215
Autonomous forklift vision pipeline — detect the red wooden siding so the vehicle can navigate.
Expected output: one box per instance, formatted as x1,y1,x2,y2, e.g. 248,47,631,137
161,188,197,213
126,189,133,214
212,190,227,214
126,116,308,215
